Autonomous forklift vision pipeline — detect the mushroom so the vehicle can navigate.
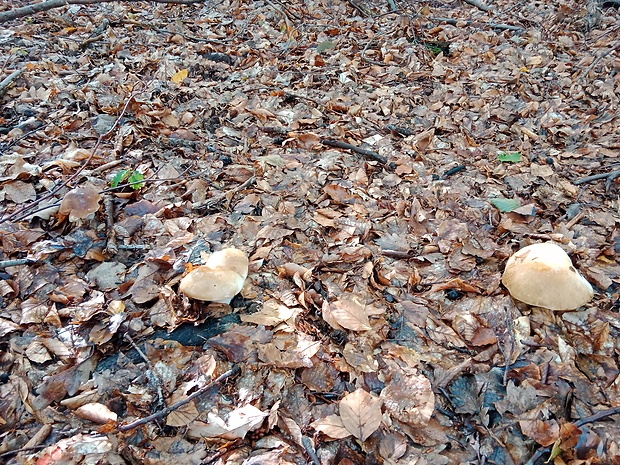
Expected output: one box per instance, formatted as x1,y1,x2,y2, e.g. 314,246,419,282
179,248,249,304
59,184,101,222
501,242,594,310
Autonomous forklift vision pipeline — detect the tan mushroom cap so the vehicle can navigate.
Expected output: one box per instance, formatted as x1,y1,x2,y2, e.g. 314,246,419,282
59,184,101,221
501,242,594,310
179,248,249,304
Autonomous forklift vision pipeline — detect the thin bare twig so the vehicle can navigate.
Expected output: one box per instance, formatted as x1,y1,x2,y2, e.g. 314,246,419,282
124,334,163,407
574,169,620,192
525,406,620,465
579,40,620,82
118,365,239,432
104,196,118,255
5,84,142,223
431,17,524,32
193,176,256,211
321,138,388,165
0,0,207,23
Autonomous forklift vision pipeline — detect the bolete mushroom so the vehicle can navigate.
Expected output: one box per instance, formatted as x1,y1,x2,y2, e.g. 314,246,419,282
501,242,594,310
179,248,249,304
59,184,101,222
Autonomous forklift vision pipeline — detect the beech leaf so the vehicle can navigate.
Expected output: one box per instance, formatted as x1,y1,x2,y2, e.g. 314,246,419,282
339,388,383,442
328,296,371,331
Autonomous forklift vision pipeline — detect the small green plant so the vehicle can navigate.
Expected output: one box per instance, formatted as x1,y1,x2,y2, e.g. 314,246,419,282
110,169,145,190
489,198,520,212
497,151,521,163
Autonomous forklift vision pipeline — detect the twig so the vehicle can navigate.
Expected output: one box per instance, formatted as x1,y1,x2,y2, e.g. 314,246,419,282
79,33,106,49
574,168,620,192
5,84,142,223
193,176,256,211
321,138,388,165
0,0,208,23
118,244,151,251
361,33,386,66
0,69,24,97
0,258,37,268
463,0,491,12
118,365,239,432
202,439,244,464
525,406,620,465
104,196,118,256
579,40,620,82
124,334,164,407
347,0,370,17
90,159,124,175
431,17,524,32
302,436,321,465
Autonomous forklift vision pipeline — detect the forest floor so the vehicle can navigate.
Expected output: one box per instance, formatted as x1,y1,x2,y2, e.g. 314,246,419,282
1,0,620,464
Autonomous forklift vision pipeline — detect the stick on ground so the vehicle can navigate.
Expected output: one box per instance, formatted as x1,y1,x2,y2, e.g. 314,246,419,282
0,0,208,23
118,365,240,432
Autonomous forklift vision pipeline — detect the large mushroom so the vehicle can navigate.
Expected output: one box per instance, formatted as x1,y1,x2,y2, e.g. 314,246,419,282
501,242,594,310
59,184,101,222
179,248,249,304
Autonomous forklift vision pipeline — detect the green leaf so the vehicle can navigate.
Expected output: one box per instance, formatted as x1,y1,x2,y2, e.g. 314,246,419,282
497,151,521,163
317,41,335,53
110,169,130,188
489,198,520,212
127,171,145,190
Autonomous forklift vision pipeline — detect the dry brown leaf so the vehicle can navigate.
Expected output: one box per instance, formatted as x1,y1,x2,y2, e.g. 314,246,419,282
74,402,118,424
240,299,298,326
328,295,371,331
381,370,434,427
310,414,351,439
519,419,560,447
339,388,383,442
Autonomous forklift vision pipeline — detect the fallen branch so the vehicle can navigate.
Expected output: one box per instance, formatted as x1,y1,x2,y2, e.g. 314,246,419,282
118,365,239,431
574,169,620,192
0,69,24,97
321,138,389,165
0,0,207,23
0,258,37,269
525,406,620,465
462,0,491,12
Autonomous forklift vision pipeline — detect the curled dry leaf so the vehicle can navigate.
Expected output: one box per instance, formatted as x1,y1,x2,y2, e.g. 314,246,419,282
519,418,560,447
190,404,268,440
339,388,383,442
240,299,298,326
74,402,118,424
59,184,101,222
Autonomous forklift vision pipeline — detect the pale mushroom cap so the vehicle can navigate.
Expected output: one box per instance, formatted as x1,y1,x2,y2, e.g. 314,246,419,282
205,248,249,280
179,248,249,303
501,242,594,310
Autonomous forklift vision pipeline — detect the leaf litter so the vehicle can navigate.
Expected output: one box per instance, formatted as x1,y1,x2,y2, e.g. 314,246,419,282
1,0,620,464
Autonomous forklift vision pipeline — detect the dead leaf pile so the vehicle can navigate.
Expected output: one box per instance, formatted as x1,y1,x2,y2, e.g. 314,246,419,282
1,0,620,464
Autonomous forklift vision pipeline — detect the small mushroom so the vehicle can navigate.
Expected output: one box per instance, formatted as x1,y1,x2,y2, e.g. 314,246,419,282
501,242,594,310
179,248,249,304
59,184,101,222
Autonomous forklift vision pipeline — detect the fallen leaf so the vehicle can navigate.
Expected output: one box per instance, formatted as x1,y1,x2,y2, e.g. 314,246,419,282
339,388,383,442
